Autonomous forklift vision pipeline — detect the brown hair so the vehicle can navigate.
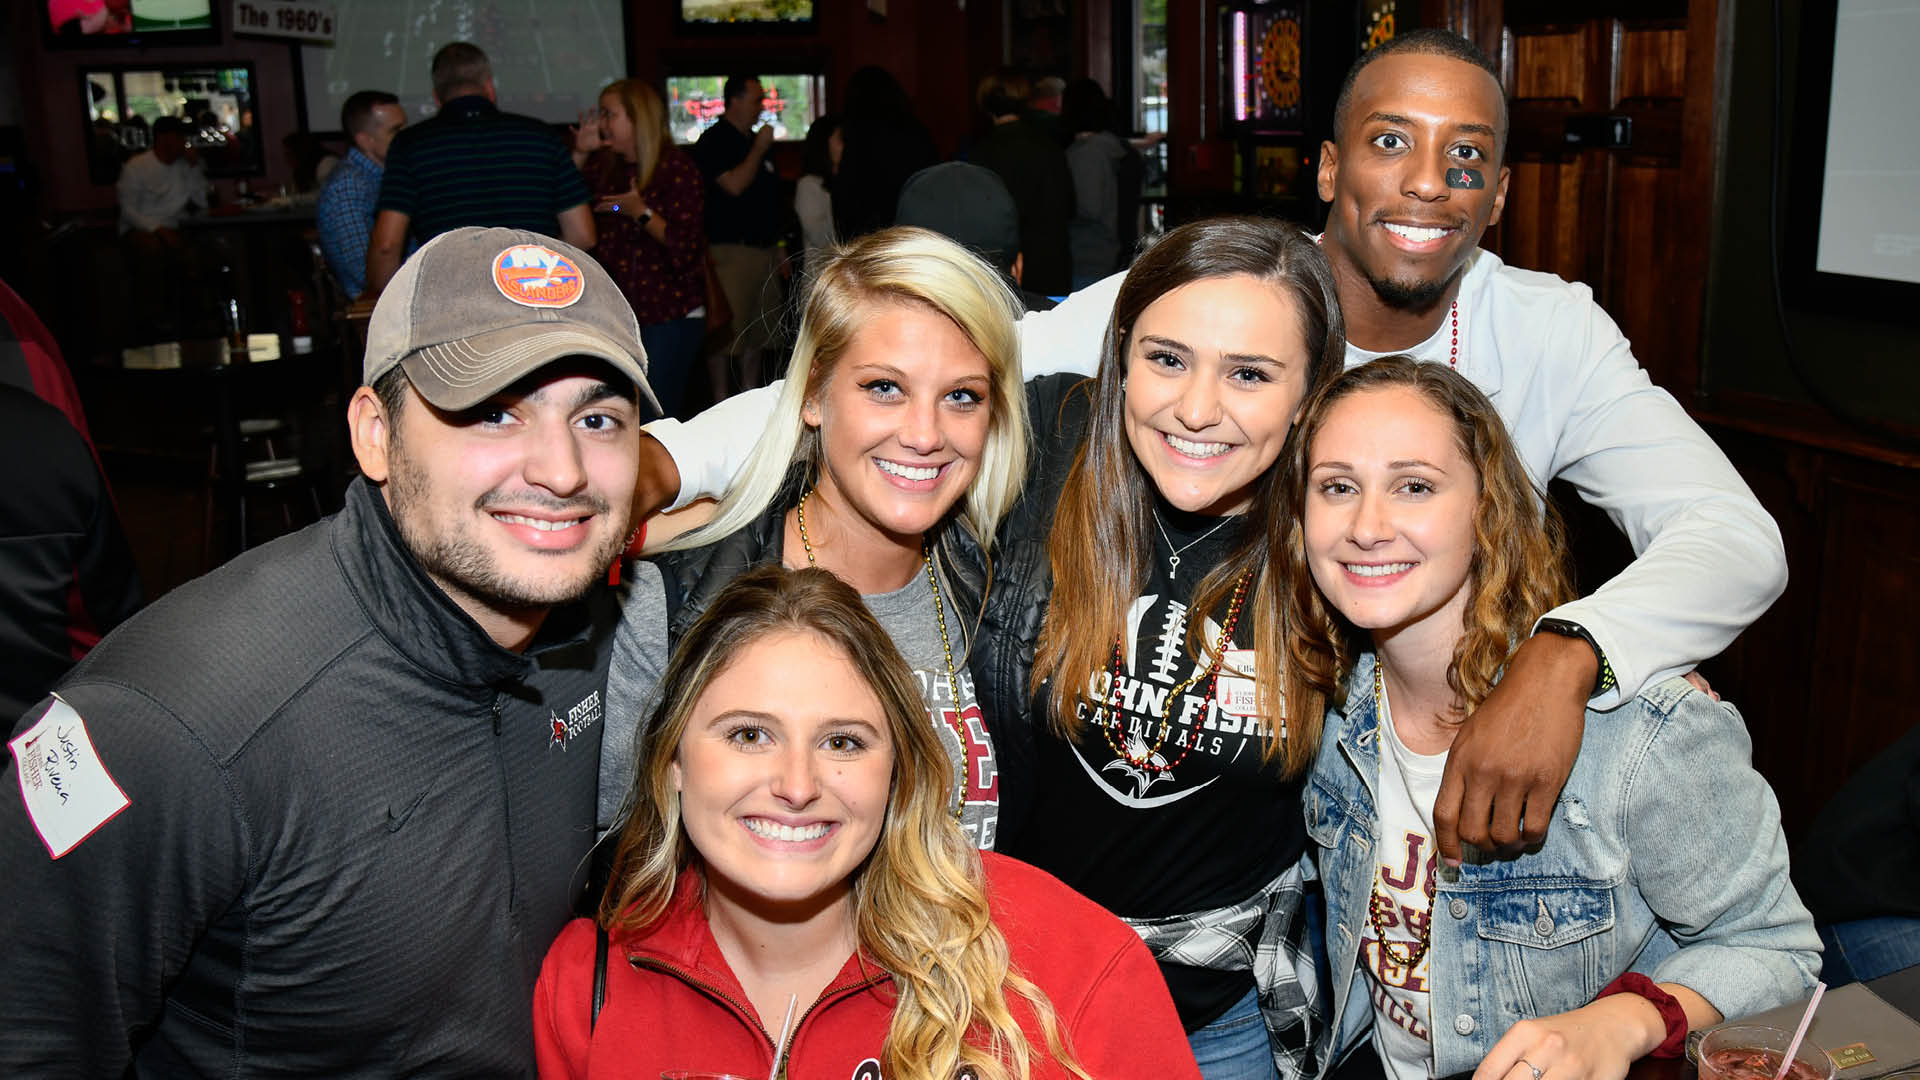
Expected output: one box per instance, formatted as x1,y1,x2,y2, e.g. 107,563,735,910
602,565,1086,1080
1032,216,1345,778
1276,356,1574,724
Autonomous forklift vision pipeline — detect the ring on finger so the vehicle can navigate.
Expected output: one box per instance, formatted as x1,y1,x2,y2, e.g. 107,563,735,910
1518,1058,1543,1080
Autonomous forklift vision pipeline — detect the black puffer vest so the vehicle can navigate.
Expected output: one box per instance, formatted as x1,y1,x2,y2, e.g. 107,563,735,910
971,373,1096,844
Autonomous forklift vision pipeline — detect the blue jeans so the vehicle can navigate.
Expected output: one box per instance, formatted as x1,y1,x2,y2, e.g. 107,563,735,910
1189,987,1280,1080
638,315,704,420
1819,916,1920,985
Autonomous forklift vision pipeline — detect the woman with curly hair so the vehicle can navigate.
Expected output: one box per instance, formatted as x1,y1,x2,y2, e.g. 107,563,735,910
1279,357,1818,1080
534,565,1197,1080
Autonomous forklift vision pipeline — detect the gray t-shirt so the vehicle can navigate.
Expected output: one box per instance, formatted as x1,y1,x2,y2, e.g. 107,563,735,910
603,560,669,833
600,559,1001,849
861,566,1000,849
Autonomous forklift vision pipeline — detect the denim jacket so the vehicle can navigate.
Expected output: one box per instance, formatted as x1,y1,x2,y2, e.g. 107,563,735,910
1305,653,1820,1078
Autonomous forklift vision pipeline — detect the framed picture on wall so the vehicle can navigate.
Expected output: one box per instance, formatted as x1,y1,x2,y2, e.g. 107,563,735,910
43,0,219,47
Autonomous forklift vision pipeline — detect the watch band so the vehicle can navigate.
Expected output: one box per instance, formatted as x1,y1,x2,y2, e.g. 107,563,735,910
1535,617,1618,699
637,209,654,226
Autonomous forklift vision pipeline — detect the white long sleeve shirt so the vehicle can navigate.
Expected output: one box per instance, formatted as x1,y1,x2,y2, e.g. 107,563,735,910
646,247,1785,707
117,150,206,234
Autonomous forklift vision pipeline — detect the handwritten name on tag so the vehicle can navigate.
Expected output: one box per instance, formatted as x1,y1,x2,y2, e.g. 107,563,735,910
10,698,130,858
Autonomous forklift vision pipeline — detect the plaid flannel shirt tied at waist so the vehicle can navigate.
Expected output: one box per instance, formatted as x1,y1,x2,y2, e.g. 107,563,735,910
1124,855,1328,1080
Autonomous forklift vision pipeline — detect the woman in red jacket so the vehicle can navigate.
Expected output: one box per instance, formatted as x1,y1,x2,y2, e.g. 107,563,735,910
535,565,1198,1080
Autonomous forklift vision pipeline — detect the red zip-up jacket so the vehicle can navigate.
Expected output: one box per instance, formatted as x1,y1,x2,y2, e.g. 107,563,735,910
534,852,1201,1080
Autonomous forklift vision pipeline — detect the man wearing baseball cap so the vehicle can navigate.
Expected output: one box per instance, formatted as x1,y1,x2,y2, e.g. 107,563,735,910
0,228,658,1076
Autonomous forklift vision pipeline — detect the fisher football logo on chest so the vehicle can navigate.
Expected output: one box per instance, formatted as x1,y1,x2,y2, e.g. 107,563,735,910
548,689,602,752
1068,592,1273,808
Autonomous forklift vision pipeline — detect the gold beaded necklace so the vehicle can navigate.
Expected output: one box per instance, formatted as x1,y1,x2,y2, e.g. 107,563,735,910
1367,659,1436,970
795,488,968,821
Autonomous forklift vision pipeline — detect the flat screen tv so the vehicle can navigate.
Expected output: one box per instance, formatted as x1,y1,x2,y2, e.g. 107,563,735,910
676,0,816,34
1785,0,1920,319
665,74,825,144
84,64,261,179
44,0,219,47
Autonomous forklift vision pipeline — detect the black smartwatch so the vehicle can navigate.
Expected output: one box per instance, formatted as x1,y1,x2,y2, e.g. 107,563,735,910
1535,618,1618,699
637,208,654,226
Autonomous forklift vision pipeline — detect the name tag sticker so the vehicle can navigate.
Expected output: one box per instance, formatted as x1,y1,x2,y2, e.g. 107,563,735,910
1829,1044,1875,1070
1217,648,1259,717
10,697,130,859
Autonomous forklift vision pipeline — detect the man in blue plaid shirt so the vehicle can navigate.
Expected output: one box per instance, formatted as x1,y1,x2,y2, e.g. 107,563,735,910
316,91,406,300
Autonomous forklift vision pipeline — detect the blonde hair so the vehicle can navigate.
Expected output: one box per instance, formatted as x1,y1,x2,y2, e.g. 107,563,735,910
663,226,1028,558
602,566,1088,1080
599,79,672,190
1277,356,1575,723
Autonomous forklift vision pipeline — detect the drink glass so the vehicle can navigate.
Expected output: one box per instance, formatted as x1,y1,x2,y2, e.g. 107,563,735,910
1698,1025,1836,1080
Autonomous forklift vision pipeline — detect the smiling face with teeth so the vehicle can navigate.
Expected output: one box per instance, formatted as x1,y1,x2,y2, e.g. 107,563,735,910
1317,51,1510,327
799,301,993,558
357,363,641,648
672,629,894,920
1303,385,1478,646
1121,273,1311,517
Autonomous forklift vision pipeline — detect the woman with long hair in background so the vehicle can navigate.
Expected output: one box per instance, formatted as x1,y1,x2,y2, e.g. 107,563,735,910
573,78,706,418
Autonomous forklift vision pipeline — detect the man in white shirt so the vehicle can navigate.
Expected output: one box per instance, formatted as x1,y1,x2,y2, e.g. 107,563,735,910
117,116,205,239
117,116,207,339
626,31,1787,868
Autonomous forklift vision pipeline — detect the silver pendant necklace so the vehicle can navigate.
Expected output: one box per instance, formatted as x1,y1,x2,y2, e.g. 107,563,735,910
1151,509,1234,581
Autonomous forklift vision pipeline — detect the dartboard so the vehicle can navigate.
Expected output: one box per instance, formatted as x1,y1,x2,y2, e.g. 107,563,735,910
1364,4,1397,51
1260,17,1302,111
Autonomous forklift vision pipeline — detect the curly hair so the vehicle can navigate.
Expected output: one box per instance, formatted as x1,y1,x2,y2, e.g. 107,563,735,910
1032,216,1346,777
1275,356,1574,724
601,566,1087,1080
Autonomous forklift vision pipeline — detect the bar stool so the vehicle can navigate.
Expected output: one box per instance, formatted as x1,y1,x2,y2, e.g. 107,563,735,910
202,413,324,564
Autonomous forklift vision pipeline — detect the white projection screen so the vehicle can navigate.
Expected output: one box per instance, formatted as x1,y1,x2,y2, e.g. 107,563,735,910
299,1,627,130
1813,0,1920,285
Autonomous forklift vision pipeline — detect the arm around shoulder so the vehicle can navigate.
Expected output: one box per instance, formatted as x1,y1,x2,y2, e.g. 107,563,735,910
1537,302,1786,706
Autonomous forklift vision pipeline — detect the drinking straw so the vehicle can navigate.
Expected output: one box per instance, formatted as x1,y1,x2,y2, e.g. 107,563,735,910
768,993,798,1080
1775,981,1828,1080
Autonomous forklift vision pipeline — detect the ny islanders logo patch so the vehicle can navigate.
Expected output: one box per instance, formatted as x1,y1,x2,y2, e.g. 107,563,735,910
492,244,585,308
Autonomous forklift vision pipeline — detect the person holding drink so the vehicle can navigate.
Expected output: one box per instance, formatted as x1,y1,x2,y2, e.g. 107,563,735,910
1280,357,1820,1080
534,565,1197,1079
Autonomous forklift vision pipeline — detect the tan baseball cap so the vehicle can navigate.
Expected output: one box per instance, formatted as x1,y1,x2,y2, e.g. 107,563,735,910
363,226,659,415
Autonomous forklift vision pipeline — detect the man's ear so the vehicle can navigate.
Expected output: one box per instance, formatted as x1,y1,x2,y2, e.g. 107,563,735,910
1010,252,1025,288
348,385,394,482
1316,140,1340,203
1488,164,1512,228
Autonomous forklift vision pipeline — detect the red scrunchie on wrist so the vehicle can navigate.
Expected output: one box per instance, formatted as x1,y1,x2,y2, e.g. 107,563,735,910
1596,971,1688,1059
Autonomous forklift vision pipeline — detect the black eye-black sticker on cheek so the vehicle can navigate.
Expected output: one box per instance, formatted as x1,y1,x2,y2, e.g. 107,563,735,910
1446,167,1485,190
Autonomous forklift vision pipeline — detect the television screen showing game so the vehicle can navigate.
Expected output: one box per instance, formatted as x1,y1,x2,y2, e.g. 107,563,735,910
678,0,815,29
46,0,215,43
665,74,824,144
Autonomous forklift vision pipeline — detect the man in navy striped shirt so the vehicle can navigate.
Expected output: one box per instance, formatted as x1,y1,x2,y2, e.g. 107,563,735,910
365,43,594,296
